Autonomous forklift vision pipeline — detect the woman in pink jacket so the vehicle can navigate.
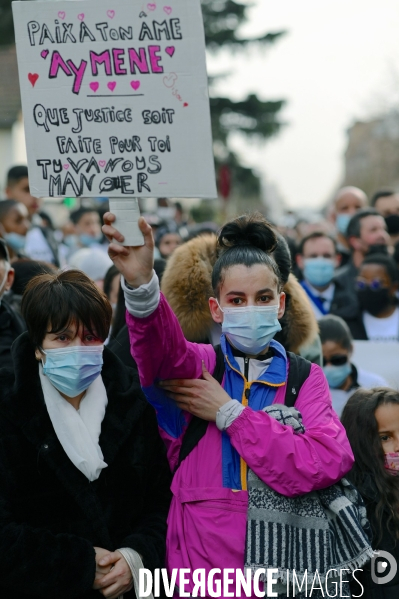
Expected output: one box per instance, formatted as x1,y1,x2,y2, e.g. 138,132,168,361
103,212,354,597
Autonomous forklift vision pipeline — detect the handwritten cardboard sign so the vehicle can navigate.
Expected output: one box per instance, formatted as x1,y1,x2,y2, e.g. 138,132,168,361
12,0,217,198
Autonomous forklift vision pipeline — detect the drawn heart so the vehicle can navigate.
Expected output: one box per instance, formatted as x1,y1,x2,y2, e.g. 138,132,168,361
98,160,106,168
130,80,141,90
163,73,177,88
107,81,117,91
147,3,156,11
77,13,85,21
40,49,49,59
165,46,175,57
58,11,66,19
28,73,39,87
163,6,172,14
106,10,115,18
139,11,147,17
63,164,69,169
183,102,188,107
89,82,99,92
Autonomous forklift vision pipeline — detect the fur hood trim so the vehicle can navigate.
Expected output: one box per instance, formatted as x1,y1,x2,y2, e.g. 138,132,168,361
279,275,319,353
161,234,217,343
161,234,318,351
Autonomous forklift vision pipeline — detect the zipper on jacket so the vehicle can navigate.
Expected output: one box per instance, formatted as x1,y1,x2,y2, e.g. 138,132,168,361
225,352,285,493
244,358,249,383
244,358,250,400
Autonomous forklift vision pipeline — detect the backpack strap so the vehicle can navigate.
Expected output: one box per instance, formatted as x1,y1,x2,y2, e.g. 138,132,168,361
285,352,312,408
175,346,225,471
175,349,312,472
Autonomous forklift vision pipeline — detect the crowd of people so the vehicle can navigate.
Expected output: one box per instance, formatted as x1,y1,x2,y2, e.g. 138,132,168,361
0,165,399,598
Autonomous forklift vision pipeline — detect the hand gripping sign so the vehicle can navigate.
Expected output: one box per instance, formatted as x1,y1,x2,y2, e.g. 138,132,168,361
12,0,216,245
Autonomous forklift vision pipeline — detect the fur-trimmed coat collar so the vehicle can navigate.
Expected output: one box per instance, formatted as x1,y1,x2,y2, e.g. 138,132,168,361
161,234,318,353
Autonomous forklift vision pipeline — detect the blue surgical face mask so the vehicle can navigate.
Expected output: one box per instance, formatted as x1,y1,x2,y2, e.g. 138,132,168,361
4,232,26,252
41,345,104,397
63,234,78,248
304,257,335,287
218,302,282,355
79,234,103,247
323,362,351,389
336,213,351,236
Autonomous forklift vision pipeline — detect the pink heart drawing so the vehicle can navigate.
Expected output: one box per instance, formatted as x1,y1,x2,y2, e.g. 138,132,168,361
98,160,106,168
28,73,39,87
58,11,66,19
107,81,117,91
147,3,156,11
40,49,49,59
163,72,177,88
130,80,141,90
89,82,99,92
163,5,172,14
63,164,69,169
106,10,115,18
77,13,85,21
183,102,188,107
165,46,175,57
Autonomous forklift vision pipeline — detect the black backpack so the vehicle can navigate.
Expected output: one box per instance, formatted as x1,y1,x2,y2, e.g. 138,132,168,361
175,346,311,471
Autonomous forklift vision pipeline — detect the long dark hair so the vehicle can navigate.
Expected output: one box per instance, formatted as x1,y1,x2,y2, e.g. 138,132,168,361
341,387,399,543
211,213,282,296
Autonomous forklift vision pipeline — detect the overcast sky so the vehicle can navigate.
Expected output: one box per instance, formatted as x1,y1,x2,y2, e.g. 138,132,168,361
207,0,399,209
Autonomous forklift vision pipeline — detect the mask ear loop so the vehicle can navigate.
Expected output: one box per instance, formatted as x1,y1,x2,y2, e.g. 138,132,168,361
215,299,224,313
37,346,47,366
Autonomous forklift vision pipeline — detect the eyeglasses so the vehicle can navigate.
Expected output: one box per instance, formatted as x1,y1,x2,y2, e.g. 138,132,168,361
323,355,348,367
356,279,387,291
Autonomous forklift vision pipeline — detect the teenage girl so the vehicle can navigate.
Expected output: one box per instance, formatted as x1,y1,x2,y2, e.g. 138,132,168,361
103,211,354,597
342,387,399,598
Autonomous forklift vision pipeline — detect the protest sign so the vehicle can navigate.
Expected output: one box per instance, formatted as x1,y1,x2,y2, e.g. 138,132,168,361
12,0,217,200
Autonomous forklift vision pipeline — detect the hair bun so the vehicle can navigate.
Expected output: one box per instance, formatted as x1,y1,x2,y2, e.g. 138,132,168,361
217,213,277,254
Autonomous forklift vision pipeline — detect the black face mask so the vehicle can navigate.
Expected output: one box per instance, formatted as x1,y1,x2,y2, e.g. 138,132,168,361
357,287,392,316
385,214,399,235
366,244,389,256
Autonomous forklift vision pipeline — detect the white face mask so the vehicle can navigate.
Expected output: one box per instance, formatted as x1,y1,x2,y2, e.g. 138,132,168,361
217,301,282,355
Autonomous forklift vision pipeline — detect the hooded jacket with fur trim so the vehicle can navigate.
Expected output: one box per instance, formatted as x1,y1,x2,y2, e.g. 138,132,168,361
161,234,320,356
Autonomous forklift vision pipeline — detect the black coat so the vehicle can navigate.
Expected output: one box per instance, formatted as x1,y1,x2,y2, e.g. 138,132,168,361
346,314,369,340
0,299,26,369
0,333,171,599
330,260,360,321
351,474,399,599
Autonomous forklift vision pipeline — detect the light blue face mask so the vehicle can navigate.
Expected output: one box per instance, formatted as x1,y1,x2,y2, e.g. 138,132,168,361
79,234,103,247
4,232,26,252
323,362,351,389
41,345,104,397
63,234,78,249
304,257,335,287
336,213,351,236
218,303,282,355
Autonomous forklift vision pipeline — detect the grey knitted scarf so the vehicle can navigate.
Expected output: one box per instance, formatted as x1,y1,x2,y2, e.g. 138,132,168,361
245,405,373,598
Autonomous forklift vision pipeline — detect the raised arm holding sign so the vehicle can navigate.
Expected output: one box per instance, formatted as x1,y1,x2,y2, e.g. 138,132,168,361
12,0,216,245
